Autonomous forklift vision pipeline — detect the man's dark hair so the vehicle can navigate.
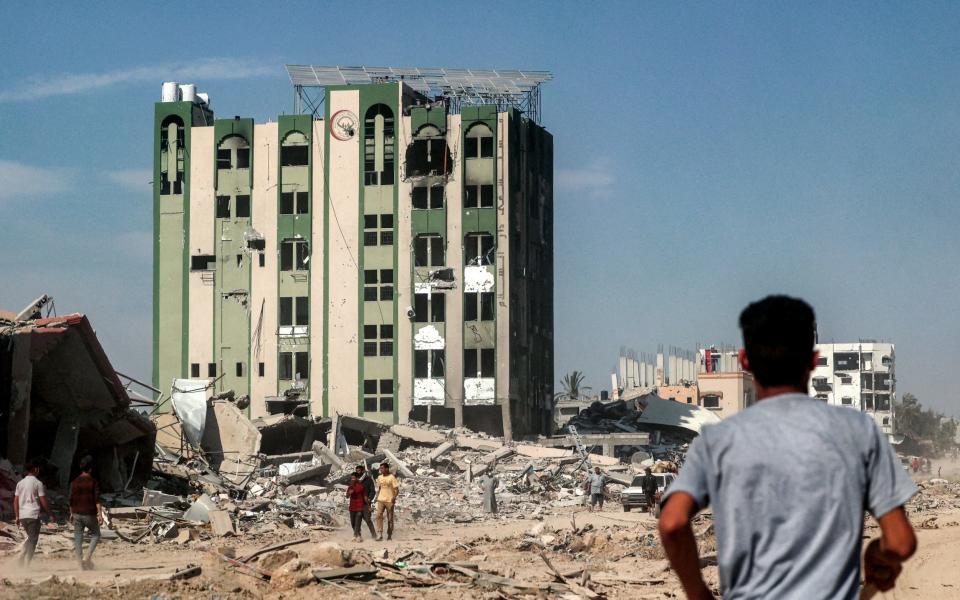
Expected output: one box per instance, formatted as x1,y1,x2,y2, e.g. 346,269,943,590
24,460,40,473
355,465,365,472
739,295,816,388
79,455,94,472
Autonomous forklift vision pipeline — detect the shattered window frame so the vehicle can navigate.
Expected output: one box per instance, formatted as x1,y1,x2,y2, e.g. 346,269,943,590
464,232,495,266
216,195,231,218
279,352,293,380
280,240,310,272
415,349,445,378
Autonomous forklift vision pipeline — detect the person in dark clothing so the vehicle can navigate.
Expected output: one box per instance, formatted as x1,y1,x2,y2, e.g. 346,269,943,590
354,465,378,538
641,467,658,512
69,455,102,570
346,474,368,542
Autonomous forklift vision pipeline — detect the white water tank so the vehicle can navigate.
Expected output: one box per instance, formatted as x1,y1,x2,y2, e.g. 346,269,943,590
161,81,179,102
179,83,196,103
196,92,210,106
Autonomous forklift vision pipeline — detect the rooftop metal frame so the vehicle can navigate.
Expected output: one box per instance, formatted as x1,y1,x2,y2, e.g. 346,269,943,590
285,65,552,124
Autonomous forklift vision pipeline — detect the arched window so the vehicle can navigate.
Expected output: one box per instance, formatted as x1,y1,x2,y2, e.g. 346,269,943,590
281,131,309,167
405,125,452,178
159,115,185,195
217,135,250,170
364,104,395,185
465,123,494,159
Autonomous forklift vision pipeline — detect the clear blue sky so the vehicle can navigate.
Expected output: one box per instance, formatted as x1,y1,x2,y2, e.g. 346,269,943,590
1,3,958,414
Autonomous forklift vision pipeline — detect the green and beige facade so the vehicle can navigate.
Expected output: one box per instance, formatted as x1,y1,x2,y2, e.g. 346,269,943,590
153,79,554,437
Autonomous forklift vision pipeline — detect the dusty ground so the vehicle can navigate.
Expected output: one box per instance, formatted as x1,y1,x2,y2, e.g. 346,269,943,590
3,482,960,598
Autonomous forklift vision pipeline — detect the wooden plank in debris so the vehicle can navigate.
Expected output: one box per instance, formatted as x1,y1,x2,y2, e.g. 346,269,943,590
312,441,346,469
382,448,415,478
312,565,379,581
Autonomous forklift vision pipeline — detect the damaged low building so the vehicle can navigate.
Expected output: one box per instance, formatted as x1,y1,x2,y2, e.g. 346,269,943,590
152,66,554,439
0,311,155,491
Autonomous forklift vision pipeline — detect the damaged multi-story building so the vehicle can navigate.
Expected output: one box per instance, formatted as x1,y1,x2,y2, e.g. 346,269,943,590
809,341,896,441
153,66,554,438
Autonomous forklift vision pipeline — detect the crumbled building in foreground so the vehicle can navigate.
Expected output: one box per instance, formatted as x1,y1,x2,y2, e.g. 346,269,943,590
0,312,155,490
153,66,554,439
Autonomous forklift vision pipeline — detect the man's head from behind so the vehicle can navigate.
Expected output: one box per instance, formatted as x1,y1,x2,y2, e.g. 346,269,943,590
739,295,817,392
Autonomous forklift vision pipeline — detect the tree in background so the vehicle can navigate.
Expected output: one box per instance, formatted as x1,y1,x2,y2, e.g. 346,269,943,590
556,370,592,402
895,393,957,455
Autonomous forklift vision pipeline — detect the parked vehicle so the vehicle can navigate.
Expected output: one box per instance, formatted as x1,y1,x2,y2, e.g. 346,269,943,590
621,472,676,514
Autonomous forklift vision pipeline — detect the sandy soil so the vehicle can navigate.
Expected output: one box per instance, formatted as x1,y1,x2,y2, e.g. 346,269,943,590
2,495,957,598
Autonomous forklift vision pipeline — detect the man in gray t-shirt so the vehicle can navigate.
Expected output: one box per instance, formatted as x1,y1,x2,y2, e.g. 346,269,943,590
659,296,917,599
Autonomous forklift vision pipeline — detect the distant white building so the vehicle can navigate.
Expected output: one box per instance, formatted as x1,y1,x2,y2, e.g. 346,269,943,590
809,342,895,439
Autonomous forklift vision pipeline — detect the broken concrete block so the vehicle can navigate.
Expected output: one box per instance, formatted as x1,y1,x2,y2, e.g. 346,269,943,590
175,528,199,545
381,448,415,478
312,441,346,469
208,510,236,536
390,424,446,445
302,542,346,567
258,549,298,572
271,559,313,589
376,431,402,453
427,441,456,464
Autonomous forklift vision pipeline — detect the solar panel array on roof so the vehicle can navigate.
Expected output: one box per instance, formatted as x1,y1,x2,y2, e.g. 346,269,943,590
285,65,552,97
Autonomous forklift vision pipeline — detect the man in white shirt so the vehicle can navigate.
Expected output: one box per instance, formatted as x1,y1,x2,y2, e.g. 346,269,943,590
14,460,54,566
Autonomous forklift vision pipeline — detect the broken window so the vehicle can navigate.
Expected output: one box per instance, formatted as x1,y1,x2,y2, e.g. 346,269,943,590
281,132,309,166
875,373,891,391
295,351,308,379
464,233,494,266
406,125,451,178
414,234,445,267
364,105,395,185
280,296,309,328
862,393,874,409
216,195,231,218
191,363,200,378
464,184,495,209
363,379,394,413
280,240,309,271
217,148,232,170
296,191,308,214
875,394,891,411
415,349,445,378
833,352,859,371
861,373,873,389
411,185,444,209
279,352,293,380
364,214,394,246
160,115,185,195
236,362,244,377
236,147,250,169
208,363,216,377
363,324,394,357
464,292,495,321
811,376,832,392
281,192,294,215
464,123,494,159
236,194,250,218
279,297,293,326
464,348,495,378
363,269,393,301
701,394,720,409
190,254,216,271
413,293,445,323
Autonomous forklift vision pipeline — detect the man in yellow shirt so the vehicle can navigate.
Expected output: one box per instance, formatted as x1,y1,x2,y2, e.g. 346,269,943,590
375,462,400,541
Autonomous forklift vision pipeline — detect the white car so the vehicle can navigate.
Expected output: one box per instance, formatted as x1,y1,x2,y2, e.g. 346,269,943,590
621,472,676,513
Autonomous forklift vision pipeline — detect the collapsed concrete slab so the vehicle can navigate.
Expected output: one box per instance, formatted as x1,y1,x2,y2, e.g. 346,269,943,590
0,312,155,490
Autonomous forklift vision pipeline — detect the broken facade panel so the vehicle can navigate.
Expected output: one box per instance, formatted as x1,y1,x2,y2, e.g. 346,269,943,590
0,313,155,490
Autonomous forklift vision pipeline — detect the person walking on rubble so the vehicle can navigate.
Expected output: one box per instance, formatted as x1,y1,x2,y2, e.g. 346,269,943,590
641,467,658,513
354,465,378,538
346,473,368,542
69,456,103,569
659,296,918,599
375,462,400,541
14,460,55,567
587,466,606,512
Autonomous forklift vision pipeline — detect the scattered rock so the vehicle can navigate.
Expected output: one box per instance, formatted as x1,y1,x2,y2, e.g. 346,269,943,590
258,549,298,572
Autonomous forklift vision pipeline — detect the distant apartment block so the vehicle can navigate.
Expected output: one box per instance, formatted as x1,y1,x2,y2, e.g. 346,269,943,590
809,342,895,439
